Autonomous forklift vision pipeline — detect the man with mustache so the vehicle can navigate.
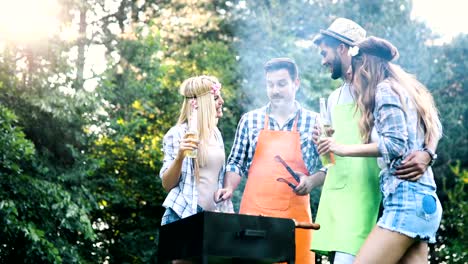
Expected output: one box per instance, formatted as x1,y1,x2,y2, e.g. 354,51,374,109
215,58,324,264
309,18,440,264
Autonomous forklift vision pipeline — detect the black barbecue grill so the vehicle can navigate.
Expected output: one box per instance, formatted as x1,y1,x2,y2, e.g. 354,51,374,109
158,211,301,264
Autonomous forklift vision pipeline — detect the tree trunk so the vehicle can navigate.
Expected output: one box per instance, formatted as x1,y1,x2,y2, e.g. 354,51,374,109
75,8,87,90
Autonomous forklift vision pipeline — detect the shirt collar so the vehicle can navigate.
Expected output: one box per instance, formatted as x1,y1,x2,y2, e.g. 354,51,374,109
265,101,302,124
265,100,302,113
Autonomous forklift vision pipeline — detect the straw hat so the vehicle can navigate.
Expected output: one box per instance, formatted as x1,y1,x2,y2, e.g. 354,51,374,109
313,18,366,46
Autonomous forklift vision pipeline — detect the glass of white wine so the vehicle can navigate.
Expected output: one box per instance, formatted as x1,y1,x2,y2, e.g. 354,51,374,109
318,97,335,168
184,102,198,158
183,130,198,158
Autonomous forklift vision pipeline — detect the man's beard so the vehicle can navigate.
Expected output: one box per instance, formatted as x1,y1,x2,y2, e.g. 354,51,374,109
330,56,343,80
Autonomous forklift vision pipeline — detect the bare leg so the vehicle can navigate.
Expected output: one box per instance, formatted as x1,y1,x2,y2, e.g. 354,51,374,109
398,242,428,264
354,226,415,264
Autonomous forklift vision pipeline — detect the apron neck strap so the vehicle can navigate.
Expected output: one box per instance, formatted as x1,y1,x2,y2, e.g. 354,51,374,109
264,110,299,132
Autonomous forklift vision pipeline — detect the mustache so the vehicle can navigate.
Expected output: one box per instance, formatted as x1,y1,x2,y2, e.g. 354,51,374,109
271,94,284,99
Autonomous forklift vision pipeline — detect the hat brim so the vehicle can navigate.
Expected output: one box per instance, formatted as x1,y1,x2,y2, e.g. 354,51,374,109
316,29,357,46
312,33,324,45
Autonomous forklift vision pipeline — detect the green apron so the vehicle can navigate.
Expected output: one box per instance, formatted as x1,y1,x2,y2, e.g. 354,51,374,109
311,102,381,256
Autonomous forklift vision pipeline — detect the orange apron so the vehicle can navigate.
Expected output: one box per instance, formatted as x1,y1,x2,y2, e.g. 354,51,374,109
240,113,314,264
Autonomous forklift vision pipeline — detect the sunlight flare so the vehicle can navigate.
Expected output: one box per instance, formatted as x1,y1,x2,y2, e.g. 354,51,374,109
0,0,60,42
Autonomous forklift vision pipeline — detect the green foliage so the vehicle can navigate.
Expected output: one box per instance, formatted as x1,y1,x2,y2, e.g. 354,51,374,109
0,106,97,263
434,162,468,263
427,35,468,168
0,105,35,174
0,41,98,166
424,35,468,263
83,28,167,263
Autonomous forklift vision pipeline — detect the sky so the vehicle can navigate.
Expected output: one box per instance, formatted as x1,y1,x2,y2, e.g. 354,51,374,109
411,0,468,42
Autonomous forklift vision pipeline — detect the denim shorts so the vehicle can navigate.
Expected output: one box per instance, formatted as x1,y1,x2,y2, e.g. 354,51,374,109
377,180,442,243
333,251,355,264
161,205,204,226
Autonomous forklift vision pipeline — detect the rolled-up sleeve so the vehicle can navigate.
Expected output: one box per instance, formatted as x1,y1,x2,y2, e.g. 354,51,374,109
375,83,408,165
226,114,249,176
159,127,181,178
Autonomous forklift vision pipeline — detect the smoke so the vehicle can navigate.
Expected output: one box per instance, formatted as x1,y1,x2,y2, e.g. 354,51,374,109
227,0,338,113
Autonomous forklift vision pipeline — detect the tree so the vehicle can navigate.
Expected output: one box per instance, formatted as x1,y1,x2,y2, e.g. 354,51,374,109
0,105,97,263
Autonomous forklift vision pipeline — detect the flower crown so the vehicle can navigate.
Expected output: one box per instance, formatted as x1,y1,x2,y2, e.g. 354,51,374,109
186,82,222,98
210,82,221,94
186,82,222,109
348,46,360,57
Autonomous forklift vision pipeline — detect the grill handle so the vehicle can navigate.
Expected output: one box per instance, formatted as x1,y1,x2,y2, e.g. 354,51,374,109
236,229,266,239
294,221,320,230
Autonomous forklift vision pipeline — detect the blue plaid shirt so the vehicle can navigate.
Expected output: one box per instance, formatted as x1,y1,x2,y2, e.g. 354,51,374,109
226,102,322,177
159,124,225,224
374,81,440,196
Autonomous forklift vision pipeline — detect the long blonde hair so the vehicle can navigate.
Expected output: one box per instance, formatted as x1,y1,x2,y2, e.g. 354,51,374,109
351,37,441,144
177,75,219,168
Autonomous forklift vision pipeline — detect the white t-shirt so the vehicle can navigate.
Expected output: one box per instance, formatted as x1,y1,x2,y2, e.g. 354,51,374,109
326,82,355,125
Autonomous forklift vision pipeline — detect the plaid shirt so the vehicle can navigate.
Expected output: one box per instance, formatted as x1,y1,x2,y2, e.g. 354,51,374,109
226,102,322,177
159,124,225,224
374,81,439,196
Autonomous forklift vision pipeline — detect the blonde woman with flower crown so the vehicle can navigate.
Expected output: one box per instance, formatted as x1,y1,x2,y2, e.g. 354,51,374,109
159,75,231,226
317,37,442,263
